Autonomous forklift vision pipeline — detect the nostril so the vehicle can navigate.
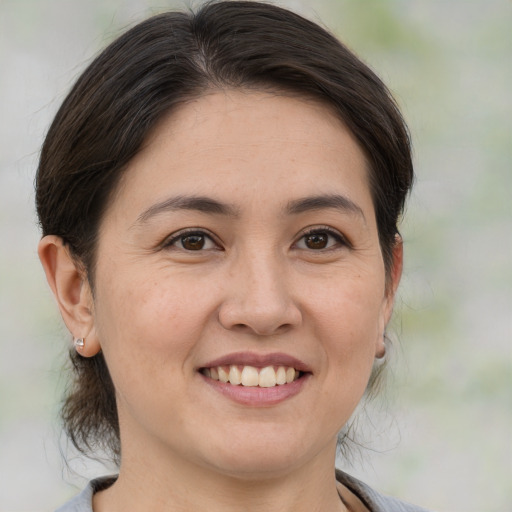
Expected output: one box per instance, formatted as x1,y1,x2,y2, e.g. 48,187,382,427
230,322,294,336
218,295,302,335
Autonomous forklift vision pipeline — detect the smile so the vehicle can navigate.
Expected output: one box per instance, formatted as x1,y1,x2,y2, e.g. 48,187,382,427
200,365,301,388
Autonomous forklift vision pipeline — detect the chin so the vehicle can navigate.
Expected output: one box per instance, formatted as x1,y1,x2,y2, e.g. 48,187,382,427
197,429,324,480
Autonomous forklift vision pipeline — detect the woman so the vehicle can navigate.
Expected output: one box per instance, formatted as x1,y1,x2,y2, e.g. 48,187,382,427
36,2,429,511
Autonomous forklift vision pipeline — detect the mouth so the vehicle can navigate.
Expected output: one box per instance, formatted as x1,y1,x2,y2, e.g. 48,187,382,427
198,353,311,406
200,365,303,388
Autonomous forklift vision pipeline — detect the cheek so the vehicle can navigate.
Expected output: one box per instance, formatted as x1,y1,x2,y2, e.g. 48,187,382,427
309,274,384,342
91,274,213,422
93,269,217,373
307,273,385,385
301,278,385,431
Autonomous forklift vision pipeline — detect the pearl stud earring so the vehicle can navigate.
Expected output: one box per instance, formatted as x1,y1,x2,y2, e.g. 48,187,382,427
74,338,85,349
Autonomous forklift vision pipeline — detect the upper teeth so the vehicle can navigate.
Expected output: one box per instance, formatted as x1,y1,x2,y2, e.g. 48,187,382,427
203,365,299,387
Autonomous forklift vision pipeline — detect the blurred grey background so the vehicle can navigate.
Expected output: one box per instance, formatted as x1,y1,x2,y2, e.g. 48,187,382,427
0,0,510,510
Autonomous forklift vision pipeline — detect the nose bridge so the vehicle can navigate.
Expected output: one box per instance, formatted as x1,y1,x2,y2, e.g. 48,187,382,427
243,248,284,303
219,242,301,335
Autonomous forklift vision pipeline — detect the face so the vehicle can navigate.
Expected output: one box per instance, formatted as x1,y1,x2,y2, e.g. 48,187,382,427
88,90,399,479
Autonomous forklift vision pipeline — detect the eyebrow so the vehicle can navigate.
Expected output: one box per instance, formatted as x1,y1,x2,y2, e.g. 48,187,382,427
135,195,239,225
286,194,366,221
134,193,365,226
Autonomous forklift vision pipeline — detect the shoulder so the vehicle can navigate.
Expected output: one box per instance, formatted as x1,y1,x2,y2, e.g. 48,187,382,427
54,483,93,512
54,477,116,512
336,469,435,512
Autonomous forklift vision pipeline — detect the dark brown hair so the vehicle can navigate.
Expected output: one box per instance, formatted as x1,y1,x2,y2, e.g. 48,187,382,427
36,0,413,463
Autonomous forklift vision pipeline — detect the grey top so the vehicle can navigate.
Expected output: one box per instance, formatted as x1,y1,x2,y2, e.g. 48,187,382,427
55,470,432,512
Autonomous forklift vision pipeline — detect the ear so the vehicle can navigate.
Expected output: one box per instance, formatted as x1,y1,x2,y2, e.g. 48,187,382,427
376,235,403,358
38,235,101,357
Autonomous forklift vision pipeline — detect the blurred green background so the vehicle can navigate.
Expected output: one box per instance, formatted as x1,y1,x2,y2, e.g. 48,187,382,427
0,0,510,510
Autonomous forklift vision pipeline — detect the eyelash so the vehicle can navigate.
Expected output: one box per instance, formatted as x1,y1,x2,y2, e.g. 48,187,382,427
162,229,220,251
162,226,350,252
294,226,350,251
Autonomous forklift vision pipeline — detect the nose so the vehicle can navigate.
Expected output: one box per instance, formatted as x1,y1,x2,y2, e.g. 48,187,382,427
218,252,302,336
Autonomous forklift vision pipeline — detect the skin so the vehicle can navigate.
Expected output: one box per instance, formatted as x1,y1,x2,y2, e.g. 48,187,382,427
39,90,402,512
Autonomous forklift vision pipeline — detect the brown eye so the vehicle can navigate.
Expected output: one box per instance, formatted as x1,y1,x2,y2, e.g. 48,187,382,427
164,230,218,252
295,228,346,251
181,234,206,250
304,233,329,250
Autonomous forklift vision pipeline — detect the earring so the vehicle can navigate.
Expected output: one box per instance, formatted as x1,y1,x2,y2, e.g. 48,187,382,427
74,337,85,349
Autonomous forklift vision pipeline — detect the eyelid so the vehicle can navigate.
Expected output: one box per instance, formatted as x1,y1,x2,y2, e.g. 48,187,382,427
294,225,351,250
159,225,349,251
161,228,222,250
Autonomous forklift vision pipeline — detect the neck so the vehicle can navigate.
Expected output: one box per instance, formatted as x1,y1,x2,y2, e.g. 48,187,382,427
93,438,347,512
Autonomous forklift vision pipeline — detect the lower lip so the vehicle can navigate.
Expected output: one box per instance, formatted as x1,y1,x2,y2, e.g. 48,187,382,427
201,373,310,406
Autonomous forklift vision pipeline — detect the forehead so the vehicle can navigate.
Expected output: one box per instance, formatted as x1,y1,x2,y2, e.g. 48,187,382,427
112,89,372,218
145,89,361,160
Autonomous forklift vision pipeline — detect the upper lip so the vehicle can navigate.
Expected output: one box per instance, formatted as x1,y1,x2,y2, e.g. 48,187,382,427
199,352,312,373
